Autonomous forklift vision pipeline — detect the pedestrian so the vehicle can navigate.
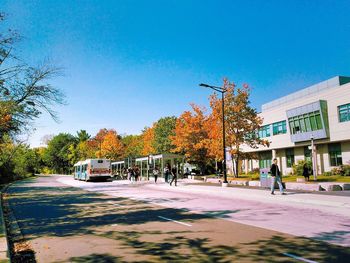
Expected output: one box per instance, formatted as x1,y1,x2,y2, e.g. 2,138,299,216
302,163,310,181
164,164,170,183
269,158,285,195
169,165,177,186
153,166,160,183
134,166,140,182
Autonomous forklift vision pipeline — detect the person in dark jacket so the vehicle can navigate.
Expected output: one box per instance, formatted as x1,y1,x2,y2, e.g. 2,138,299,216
302,163,310,181
169,165,177,186
270,158,285,195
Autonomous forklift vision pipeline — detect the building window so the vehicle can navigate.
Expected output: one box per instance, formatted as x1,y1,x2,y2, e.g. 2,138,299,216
288,111,323,135
338,103,350,122
258,125,271,138
304,146,311,162
328,143,342,166
273,120,287,135
285,148,295,168
259,151,272,169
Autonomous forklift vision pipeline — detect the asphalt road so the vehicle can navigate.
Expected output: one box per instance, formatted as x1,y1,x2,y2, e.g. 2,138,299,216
5,175,350,262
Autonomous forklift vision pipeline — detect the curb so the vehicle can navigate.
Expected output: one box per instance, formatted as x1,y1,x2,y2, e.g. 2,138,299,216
1,183,36,262
0,186,10,263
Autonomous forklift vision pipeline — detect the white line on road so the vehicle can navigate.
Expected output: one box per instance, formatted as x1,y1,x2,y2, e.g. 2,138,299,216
157,216,192,227
283,253,319,263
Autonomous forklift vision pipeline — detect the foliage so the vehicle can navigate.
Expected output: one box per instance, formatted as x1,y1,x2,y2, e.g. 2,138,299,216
153,116,177,153
340,164,350,176
171,104,209,174
141,126,156,155
292,160,312,176
0,135,43,182
208,79,269,177
42,133,76,174
121,134,143,158
76,130,90,142
101,129,124,160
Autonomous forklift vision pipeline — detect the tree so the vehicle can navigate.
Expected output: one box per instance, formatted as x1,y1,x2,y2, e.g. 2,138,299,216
153,116,177,153
122,134,143,158
0,13,65,139
43,133,76,174
210,79,269,177
171,104,209,174
141,126,155,155
76,130,90,142
101,130,124,160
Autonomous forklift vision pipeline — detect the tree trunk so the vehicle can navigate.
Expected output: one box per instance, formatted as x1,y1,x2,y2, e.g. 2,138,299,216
235,158,239,178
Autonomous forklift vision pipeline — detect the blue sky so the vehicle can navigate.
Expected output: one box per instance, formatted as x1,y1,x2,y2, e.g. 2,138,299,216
2,0,350,147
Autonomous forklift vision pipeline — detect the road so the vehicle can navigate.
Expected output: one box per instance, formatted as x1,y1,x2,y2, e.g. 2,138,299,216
5,175,350,262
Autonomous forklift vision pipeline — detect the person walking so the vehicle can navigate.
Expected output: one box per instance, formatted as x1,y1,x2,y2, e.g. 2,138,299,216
302,163,310,181
169,165,177,186
164,164,170,183
153,166,160,183
270,158,285,195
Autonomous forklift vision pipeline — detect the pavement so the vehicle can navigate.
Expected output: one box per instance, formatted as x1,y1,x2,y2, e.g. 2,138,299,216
2,175,350,262
0,187,9,263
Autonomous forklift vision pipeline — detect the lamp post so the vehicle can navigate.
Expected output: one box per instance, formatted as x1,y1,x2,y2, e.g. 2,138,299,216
199,83,228,184
310,135,317,181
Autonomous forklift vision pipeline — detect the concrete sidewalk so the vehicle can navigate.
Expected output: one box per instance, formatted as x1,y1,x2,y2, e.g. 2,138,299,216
146,180,350,217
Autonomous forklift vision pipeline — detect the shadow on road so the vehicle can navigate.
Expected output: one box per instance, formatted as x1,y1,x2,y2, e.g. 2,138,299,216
5,176,350,262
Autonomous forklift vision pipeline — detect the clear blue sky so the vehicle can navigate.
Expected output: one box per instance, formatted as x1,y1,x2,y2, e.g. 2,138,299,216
2,0,350,147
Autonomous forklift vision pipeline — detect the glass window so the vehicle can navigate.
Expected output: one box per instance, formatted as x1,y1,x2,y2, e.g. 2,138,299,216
285,148,295,168
328,143,342,166
338,103,350,122
304,146,311,162
272,120,287,135
288,110,323,134
258,125,271,138
259,151,272,169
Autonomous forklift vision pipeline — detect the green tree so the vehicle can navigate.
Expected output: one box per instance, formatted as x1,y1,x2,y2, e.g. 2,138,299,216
43,133,76,174
76,130,90,142
121,134,143,158
153,116,177,153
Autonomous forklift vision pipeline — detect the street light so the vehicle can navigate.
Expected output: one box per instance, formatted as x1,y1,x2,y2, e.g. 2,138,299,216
310,135,317,181
199,83,228,184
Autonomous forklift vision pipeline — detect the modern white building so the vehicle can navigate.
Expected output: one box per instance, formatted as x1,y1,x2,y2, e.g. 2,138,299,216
240,76,350,175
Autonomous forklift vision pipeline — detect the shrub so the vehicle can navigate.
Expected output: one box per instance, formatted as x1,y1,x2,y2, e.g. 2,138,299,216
330,167,342,176
323,171,332,176
292,160,312,176
340,165,350,176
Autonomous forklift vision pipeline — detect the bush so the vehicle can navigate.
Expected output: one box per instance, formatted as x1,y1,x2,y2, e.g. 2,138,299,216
292,160,312,176
323,171,332,176
340,165,350,176
330,167,342,176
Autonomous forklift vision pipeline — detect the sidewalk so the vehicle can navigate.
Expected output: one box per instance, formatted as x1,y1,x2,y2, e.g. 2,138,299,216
146,179,350,217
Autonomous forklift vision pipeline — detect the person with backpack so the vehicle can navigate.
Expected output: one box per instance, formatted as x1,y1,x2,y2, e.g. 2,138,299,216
269,158,286,195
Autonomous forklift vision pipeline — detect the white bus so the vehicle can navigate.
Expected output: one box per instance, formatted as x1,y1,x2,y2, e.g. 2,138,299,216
73,159,111,181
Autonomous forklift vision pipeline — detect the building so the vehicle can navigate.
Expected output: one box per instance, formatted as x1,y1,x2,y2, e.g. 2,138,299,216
241,76,350,175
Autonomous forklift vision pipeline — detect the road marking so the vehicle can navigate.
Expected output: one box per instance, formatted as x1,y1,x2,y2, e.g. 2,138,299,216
157,216,192,227
283,253,319,263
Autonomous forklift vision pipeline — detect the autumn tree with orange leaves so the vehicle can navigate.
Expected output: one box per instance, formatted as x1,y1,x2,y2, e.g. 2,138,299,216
101,130,125,160
210,79,269,177
141,126,156,155
171,104,209,174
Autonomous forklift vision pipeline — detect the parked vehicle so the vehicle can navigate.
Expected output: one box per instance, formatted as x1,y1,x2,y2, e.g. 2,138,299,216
73,159,111,181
